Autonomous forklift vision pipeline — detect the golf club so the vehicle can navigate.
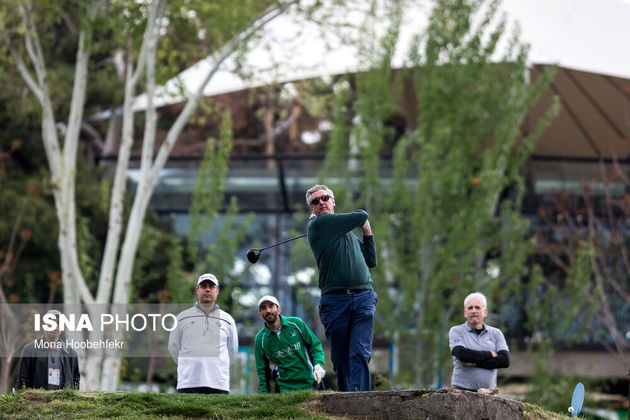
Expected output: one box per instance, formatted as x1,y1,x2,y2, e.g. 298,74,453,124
246,233,307,264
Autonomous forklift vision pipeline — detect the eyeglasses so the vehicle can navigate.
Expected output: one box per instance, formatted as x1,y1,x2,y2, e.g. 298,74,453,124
310,194,331,206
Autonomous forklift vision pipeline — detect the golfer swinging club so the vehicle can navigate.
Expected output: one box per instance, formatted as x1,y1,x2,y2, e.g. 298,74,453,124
305,184,377,392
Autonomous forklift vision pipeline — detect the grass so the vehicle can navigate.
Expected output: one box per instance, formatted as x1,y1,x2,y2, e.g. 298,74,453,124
0,388,575,420
522,402,573,419
0,389,330,420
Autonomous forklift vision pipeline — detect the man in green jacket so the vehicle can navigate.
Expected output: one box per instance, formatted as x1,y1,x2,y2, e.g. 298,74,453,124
254,295,326,393
305,184,377,392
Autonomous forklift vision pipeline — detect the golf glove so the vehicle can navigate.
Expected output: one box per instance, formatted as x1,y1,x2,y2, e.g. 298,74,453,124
313,364,325,384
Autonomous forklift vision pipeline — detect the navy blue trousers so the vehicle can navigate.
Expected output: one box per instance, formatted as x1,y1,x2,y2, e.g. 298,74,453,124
319,289,377,392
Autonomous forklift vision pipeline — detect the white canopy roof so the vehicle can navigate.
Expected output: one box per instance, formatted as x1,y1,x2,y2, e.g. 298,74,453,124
132,0,630,111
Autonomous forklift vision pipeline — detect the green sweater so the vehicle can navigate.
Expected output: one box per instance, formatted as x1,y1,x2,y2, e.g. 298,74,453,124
254,316,325,393
307,210,377,294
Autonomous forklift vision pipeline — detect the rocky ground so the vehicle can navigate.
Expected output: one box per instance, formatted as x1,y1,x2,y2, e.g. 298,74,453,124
303,389,568,420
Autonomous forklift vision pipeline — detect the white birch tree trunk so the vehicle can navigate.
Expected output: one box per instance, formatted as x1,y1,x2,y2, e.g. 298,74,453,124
6,0,297,391
99,1,297,391
9,0,102,390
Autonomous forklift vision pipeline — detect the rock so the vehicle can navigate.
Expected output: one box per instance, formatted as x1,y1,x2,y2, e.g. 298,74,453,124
307,389,525,419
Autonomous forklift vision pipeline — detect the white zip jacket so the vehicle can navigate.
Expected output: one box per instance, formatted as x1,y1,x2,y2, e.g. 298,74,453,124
168,303,238,392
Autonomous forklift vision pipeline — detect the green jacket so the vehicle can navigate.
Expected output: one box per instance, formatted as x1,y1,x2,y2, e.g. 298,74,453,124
307,209,377,294
254,315,324,393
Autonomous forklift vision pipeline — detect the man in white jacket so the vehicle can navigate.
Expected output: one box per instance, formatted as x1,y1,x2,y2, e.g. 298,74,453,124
169,273,239,394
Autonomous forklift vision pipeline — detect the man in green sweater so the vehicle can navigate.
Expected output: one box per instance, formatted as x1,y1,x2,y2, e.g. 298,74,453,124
305,184,377,392
254,295,326,393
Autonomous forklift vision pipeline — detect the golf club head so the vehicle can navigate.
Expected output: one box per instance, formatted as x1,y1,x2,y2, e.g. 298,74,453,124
247,248,261,264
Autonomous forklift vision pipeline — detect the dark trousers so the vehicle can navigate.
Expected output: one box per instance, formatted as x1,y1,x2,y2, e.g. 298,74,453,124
319,289,377,392
177,386,229,394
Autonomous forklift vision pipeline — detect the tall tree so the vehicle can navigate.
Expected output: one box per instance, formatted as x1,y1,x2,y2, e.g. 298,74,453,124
1,0,296,390
315,0,558,387
535,160,630,366
0,144,65,394
186,111,253,312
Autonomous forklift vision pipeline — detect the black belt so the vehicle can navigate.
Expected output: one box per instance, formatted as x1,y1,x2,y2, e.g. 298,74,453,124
324,288,367,295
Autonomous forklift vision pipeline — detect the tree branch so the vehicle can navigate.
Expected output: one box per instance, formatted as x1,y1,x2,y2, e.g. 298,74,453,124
96,0,166,303
2,32,42,102
0,198,28,305
151,0,299,177
139,0,165,179
19,1,47,88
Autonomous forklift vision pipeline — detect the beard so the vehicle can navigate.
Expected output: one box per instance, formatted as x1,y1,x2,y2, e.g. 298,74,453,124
264,312,279,324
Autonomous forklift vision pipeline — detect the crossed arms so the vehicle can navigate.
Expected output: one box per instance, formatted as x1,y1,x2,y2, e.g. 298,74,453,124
451,346,510,369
